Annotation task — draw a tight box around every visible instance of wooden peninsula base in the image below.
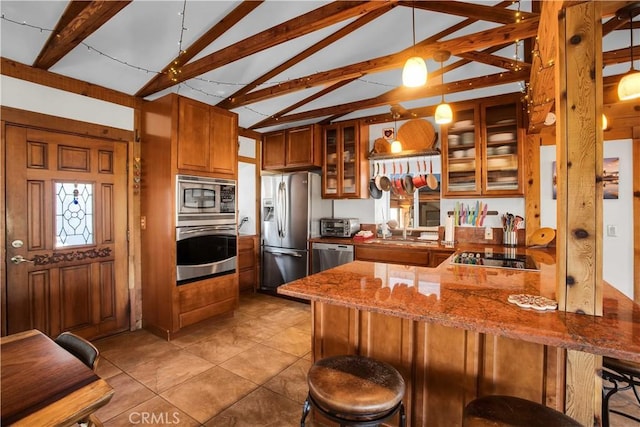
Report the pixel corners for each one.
[312,301,565,426]
[280,254,640,426]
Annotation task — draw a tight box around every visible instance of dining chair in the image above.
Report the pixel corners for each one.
[54,332,103,427]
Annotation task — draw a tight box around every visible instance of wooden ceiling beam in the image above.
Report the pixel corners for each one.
[253,69,528,128]
[137,1,397,97]
[217,3,395,110]
[406,0,538,25]
[603,45,638,66]
[33,1,131,69]
[232,18,538,109]
[249,78,360,129]
[456,50,532,72]
[136,1,263,98]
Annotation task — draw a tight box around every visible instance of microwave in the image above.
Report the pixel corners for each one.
[176,175,236,226]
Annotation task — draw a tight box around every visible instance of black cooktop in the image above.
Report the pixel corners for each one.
[451,252,539,271]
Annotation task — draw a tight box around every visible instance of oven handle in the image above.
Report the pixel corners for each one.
[271,251,303,258]
[177,225,236,240]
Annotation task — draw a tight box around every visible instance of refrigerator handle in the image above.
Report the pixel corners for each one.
[282,181,288,239]
[277,181,285,238]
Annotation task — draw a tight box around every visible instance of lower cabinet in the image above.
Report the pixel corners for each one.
[178,274,238,328]
[238,235,258,292]
[312,301,565,426]
[354,245,454,267]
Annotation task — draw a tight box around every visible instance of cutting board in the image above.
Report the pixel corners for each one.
[397,119,437,151]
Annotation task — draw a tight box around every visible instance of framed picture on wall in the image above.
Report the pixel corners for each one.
[552,158,619,200]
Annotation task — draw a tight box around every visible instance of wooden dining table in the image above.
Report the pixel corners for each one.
[1,329,114,426]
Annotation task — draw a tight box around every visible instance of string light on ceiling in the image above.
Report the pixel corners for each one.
[402,1,427,87]
[433,50,453,125]
[616,3,640,101]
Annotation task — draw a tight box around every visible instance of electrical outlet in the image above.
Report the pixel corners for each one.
[484,227,493,240]
[140,216,147,230]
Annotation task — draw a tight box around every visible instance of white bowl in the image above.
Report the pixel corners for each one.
[466,148,475,157]
[453,119,473,128]
[495,145,512,155]
[461,132,475,143]
[488,132,515,142]
[451,150,465,158]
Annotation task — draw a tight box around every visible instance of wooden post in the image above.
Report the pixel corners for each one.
[555,2,603,425]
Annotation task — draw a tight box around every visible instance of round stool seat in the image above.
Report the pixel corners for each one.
[463,395,581,427]
[307,355,405,422]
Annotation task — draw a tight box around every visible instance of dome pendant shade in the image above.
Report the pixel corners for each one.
[618,70,640,100]
[435,102,453,124]
[403,57,427,87]
[390,140,403,153]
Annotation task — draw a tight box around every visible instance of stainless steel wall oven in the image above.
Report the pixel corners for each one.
[176,225,237,285]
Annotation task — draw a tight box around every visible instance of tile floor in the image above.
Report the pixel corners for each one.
[92,292,639,426]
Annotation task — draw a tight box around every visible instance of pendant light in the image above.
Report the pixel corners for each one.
[617,3,640,101]
[433,50,453,125]
[390,109,402,153]
[402,2,427,87]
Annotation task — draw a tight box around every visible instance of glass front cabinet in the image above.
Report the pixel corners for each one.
[441,95,524,197]
[322,120,369,199]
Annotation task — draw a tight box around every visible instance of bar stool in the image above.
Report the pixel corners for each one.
[463,395,581,426]
[602,357,640,427]
[300,354,406,427]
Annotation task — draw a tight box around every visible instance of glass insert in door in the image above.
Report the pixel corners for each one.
[341,125,356,194]
[55,182,94,247]
[485,103,518,190]
[325,128,338,194]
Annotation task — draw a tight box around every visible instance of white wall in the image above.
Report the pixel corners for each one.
[237,136,257,235]
[1,75,134,130]
[540,141,634,298]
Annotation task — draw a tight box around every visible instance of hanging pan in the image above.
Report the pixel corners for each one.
[369,163,382,199]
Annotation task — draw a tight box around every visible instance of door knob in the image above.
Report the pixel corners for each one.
[10,255,34,264]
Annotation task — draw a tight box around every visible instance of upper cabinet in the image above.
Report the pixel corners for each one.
[262,124,322,171]
[441,95,524,197]
[322,120,369,199]
[178,96,238,178]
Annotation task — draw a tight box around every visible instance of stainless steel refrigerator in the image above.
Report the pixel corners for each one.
[261,172,331,290]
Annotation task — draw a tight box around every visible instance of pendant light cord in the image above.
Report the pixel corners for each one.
[412,1,416,50]
[630,10,636,72]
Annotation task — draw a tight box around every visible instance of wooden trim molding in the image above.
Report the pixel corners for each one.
[634,128,640,304]
[0,106,133,142]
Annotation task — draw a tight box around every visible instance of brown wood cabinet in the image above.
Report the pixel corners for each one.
[312,301,564,426]
[177,96,238,178]
[262,124,322,171]
[140,93,239,340]
[322,120,369,199]
[238,235,258,292]
[354,244,453,268]
[441,94,524,197]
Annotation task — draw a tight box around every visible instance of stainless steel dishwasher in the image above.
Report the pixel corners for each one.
[312,242,354,274]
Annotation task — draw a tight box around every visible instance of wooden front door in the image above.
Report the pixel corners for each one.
[5,125,129,339]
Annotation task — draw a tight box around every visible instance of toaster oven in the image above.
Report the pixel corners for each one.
[320,218,360,237]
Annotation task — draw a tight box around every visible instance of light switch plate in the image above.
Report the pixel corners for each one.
[484,227,493,240]
[607,224,617,237]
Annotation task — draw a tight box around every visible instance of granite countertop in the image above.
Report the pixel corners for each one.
[278,248,640,362]
[309,236,455,250]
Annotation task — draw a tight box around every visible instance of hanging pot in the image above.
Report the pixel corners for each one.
[369,163,382,199]
[412,159,427,189]
[401,161,415,195]
[378,163,392,191]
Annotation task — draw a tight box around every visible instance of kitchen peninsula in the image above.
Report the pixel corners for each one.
[278,248,640,426]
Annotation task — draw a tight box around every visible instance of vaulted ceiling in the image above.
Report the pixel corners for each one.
[0,1,636,133]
